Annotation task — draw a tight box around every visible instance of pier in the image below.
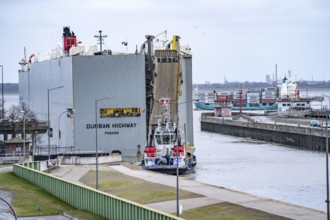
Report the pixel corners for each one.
[201,112,329,151]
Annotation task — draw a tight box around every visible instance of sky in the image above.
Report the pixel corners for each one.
[0,0,329,84]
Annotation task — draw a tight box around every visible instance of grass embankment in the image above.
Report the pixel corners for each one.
[80,170,201,204]
[180,202,291,220]
[80,169,291,220]
[0,171,106,220]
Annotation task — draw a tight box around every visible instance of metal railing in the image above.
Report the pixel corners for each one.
[13,162,184,220]
[34,145,74,155]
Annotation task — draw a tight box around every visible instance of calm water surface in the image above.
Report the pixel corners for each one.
[192,110,326,212]
[4,93,19,110]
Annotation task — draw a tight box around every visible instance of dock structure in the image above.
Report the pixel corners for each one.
[0,120,48,154]
[0,120,48,135]
[201,112,329,152]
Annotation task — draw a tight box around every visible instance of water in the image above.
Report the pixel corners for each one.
[192,110,326,212]
[4,93,19,110]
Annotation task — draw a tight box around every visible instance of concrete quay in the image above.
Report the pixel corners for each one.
[51,164,326,220]
[201,113,328,151]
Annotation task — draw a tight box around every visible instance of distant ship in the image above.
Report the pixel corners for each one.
[214,75,321,117]
[194,88,278,111]
[230,87,278,111]
[194,92,215,110]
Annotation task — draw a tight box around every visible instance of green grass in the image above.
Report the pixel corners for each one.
[179,202,292,220]
[0,171,106,220]
[80,170,202,204]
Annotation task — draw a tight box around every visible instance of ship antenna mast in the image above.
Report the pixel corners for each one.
[94,30,107,52]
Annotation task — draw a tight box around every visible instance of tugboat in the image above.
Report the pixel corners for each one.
[142,97,196,175]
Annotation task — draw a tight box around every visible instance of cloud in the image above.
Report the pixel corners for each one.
[0,0,329,83]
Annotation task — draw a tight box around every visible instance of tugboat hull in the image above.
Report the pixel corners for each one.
[142,165,190,175]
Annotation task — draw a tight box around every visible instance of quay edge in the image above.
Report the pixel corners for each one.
[201,112,328,151]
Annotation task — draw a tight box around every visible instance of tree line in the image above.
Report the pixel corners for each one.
[194,80,330,90]
[0,83,19,93]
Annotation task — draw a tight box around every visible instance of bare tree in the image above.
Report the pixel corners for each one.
[6,102,37,138]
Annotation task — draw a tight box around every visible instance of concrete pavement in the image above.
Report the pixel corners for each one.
[18,215,71,220]
[0,167,15,220]
[0,190,15,220]
[50,164,90,185]
[145,197,222,214]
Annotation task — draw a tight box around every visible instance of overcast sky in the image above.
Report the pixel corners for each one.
[0,0,329,84]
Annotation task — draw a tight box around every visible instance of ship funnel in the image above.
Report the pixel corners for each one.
[63,26,77,52]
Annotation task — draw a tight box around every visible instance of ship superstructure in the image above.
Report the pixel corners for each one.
[277,76,298,99]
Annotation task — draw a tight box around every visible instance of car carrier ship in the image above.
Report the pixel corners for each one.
[18,27,194,163]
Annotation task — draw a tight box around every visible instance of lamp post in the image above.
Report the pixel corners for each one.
[20,110,26,159]
[323,94,330,220]
[326,114,329,220]
[58,108,75,148]
[175,124,179,217]
[47,86,64,170]
[95,97,114,190]
[175,99,194,216]
[0,65,4,119]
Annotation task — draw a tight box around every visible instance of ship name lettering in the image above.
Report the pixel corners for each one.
[86,123,136,129]
[112,123,136,128]
[105,131,119,135]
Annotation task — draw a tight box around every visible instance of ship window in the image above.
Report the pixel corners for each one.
[155,135,162,144]
[170,134,176,142]
[162,135,171,144]
[100,107,141,118]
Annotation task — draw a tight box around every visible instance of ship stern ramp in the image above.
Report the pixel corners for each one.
[149,50,180,125]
